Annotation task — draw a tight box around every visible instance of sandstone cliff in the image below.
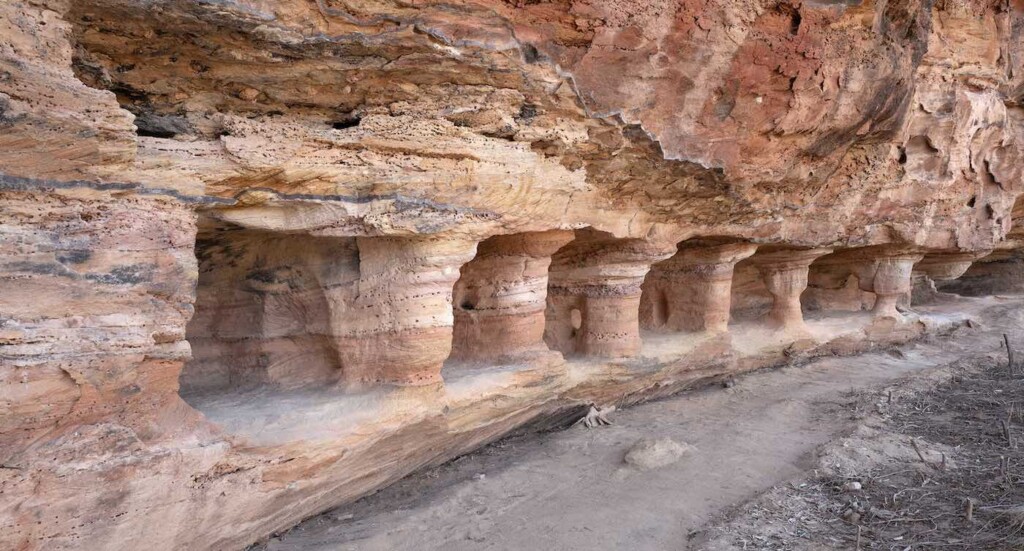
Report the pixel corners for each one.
[2,1,1023,549]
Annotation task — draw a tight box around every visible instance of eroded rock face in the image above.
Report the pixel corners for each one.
[452,230,574,363]
[2,0,1023,549]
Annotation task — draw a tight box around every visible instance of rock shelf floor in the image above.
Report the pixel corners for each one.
[185,310,884,449]
[253,295,1021,551]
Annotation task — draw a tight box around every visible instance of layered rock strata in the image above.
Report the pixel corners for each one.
[546,230,677,358]
[748,247,834,335]
[641,240,758,334]
[338,236,478,385]
[2,0,1024,549]
[452,231,573,363]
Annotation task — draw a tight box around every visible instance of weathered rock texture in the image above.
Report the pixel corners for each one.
[452,230,573,363]
[641,240,758,333]
[2,0,1023,549]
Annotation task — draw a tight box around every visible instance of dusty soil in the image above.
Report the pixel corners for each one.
[700,317,1024,549]
[253,295,1024,551]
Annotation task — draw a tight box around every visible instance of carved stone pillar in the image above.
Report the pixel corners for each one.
[914,250,992,282]
[642,242,758,334]
[806,244,929,317]
[326,236,477,385]
[546,231,676,358]
[859,252,924,319]
[911,250,991,304]
[748,248,832,334]
[813,246,924,320]
[450,230,574,362]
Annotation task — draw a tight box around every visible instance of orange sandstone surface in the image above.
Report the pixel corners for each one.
[2,1,1023,549]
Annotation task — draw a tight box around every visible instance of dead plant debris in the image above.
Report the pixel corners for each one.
[702,349,1024,550]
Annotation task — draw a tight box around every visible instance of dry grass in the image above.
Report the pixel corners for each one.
[702,345,1024,550]
[845,352,1024,549]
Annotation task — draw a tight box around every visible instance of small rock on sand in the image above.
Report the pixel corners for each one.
[624,437,694,470]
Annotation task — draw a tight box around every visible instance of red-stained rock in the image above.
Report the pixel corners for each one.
[2,0,1023,549]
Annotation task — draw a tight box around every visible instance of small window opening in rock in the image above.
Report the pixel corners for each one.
[656,292,669,326]
[789,9,801,35]
[570,308,583,331]
[135,127,177,139]
[518,104,538,122]
[331,117,361,130]
[522,43,541,64]
[898,148,907,164]
[967,196,977,208]
[189,60,210,74]
[460,301,475,311]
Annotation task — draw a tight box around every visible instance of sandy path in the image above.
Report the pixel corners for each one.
[256,296,1011,551]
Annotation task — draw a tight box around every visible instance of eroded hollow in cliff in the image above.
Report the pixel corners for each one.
[182,220,483,397]
[804,246,919,317]
[543,229,659,359]
[181,219,355,396]
[938,251,1024,296]
[179,222,475,445]
[640,238,757,336]
[636,241,925,353]
[449,231,572,366]
[730,257,775,322]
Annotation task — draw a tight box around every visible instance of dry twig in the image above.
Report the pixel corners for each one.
[911,438,940,471]
[1006,334,1015,375]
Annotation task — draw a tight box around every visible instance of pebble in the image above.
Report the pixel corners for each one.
[842,481,862,492]
[624,437,694,470]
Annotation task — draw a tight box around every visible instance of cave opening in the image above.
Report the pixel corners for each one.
[638,242,854,343]
[543,229,654,359]
[804,250,877,314]
[331,116,362,130]
[180,217,356,399]
[639,237,756,336]
[448,231,570,366]
[803,246,927,323]
[134,126,178,139]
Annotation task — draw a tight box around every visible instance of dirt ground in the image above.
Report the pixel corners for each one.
[699,316,1024,549]
[253,295,1024,551]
